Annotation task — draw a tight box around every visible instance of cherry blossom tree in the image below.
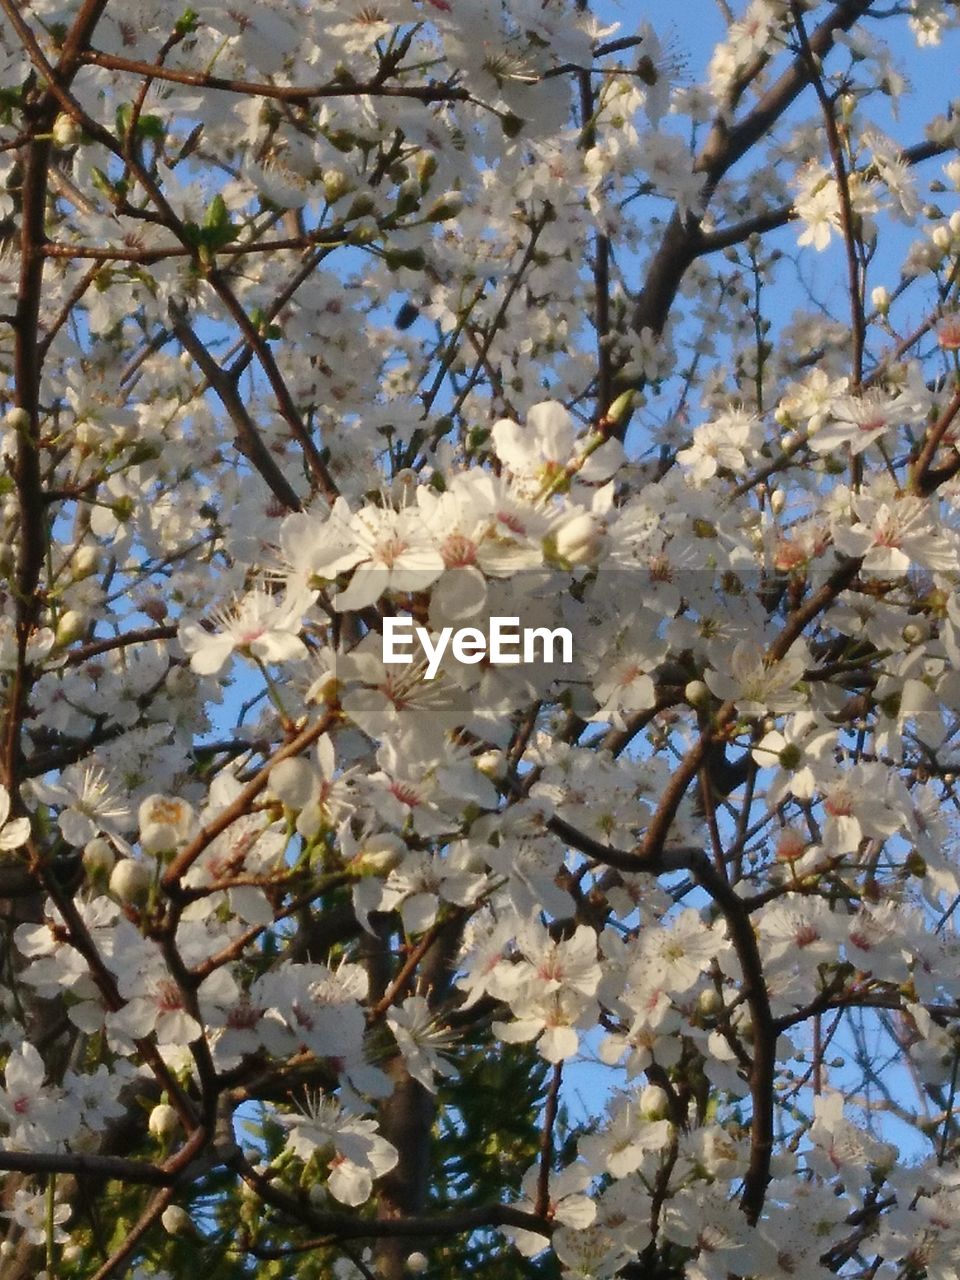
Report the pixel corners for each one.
[2,0,960,1277]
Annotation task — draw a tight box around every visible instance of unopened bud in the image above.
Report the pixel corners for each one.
[54,609,85,648]
[475,749,505,779]
[639,1083,670,1121]
[871,285,891,315]
[346,191,376,220]
[697,988,723,1018]
[769,488,786,515]
[549,512,604,567]
[354,833,404,875]
[322,168,352,203]
[109,858,152,904]
[83,838,116,881]
[148,1103,180,1141]
[604,389,635,426]
[160,1206,194,1236]
[395,177,421,215]
[417,151,437,185]
[52,113,81,147]
[3,407,30,434]
[425,191,463,222]
[685,680,710,707]
[73,545,100,579]
[932,225,952,251]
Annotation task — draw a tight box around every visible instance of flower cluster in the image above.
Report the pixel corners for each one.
[2,0,960,1278]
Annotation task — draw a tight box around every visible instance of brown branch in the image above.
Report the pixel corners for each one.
[623,0,876,434]
[575,58,613,418]
[161,713,335,891]
[790,2,865,390]
[910,386,960,495]
[28,842,200,1131]
[234,1152,548,1240]
[697,137,952,256]
[61,625,179,666]
[204,267,339,503]
[86,1126,211,1280]
[37,262,101,359]
[40,231,347,262]
[535,1063,563,1218]
[167,302,305,513]
[77,50,472,105]
[0,1152,174,1186]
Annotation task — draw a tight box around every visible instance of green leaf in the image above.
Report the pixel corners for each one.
[174,6,199,35]
[200,195,238,250]
[136,113,165,140]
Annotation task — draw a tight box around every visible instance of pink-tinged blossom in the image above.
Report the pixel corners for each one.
[281,1097,398,1206]
[323,503,445,612]
[386,995,459,1093]
[27,763,132,846]
[1,1187,71,1246]
[677,408,761,482]
[809,387,904,455]
[491,400,623,493]
[0,1042,81,1150]
[180,586,312,675]
[832,490,958,573]
[704,639,809,718]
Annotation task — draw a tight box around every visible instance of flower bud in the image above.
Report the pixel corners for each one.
[3,407,30,434]
[72,545,100,579]
[549,512,604,567]
[109,858,152,904]
[870,285,890,315]
[932,224,952,251]
[160,1206,194,1236]
[417,151,438,185]
[346,191,376,220]
[639,1083,670,1121]
[425,191,463,221]
[697,988,723,1018]
[475,749,505,779]
[83,837,116,881]
[54,609,85,648]
[604,389,635,427]
[52,113,81,147]
[395,177,422,215]
[685,680,710,707]
[148,1103,180,1141]
[322,168,352,203]
[353,833,404,875]
[139,795,195,857]
[769,488,786,515]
